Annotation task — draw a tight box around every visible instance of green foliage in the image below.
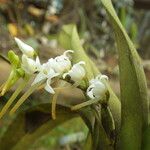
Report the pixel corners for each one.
[31,117,88,149]
[58,24,95,80]
[142,125,150,150]
[130,22,138,43]
[0,104,78,150]
[0,0,149,150]
[79,106,113,150]
[101,0,149,149]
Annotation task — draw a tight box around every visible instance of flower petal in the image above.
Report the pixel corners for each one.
[63,50,74,56]
[87,86,95,99]
[15,37,34,57]
[48,54,72,74]
[47,68,59,78]
[95,74,108,81]
[93,82,107,99]
[32,72,47,85]
[63,72,68,79]
[100,75,108,81]
[35,56,42,71]
[21,54,37,74]
[44,78,55,94]
[65,61,86,82]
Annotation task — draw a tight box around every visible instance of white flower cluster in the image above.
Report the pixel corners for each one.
[15,38,86,94]
[86,75,108,100]
[15,38,108,100]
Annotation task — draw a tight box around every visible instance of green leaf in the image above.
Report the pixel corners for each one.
[101,0,149,149]
[58,24,121,133]
[79,107,113,150]
[130,22,138,43]
[0,104,78,150]
[83,133,93,150]
[0,103,110,150]
[58,24,95,80]
[142,125,150,150]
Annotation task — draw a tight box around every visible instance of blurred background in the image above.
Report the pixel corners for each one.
[0,0,149,149]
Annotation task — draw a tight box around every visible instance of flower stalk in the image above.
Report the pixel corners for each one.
[9,79,45,115]
[0,77,30,119]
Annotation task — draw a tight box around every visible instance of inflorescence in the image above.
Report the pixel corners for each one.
[0,38,109,119]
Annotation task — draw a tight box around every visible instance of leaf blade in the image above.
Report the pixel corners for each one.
[101,0,149,149]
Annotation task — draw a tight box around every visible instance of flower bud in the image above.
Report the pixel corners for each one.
[15,37,35,58]
[8,50,20,68]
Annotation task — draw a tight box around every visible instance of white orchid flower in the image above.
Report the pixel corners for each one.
[48,50,73,74]
[63,61,86,84]
[15,37,35,58]
[86,74,108,100]
[21,54,40,74]
[32,61,59,94]
[87,81,107,100]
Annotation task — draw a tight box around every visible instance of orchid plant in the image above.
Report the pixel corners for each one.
[0,0,149,150]
[0,37,109,120]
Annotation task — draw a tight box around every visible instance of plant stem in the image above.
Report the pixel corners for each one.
[1,70,15,96]
[71,99,100,111]
[0,83,5,93]
[51,91,59,120]
[51,81,67,120]
[9,80,44,115]
[93,106,114,150]
[0,79,29,119]
[101,104,116,145]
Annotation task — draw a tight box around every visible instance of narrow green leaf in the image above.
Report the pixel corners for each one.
[101,0,149,149]
[58,24,95,80]
[83,132,93,150]
[142,125,150,150]
[79,107,113,150]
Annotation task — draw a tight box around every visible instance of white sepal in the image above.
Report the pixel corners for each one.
[63,61,86,83]
[87,81,107,100]
[32,72,47,85]
[15,37,35,57]
[95,74,108,81]
[21,54,38,74]
[87,74,108,100]
[63,50,74,56]
[44,78,55,94]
